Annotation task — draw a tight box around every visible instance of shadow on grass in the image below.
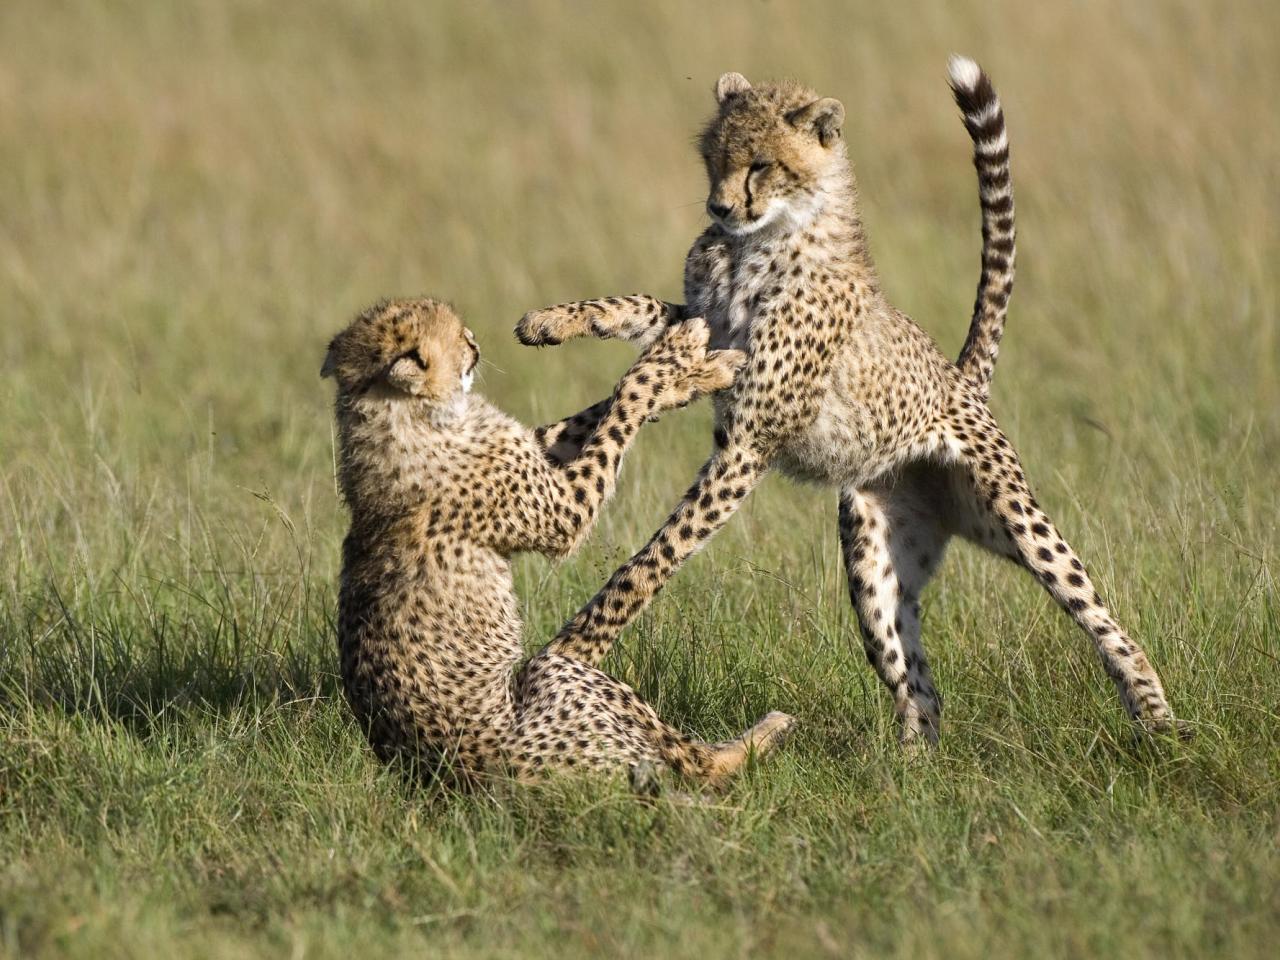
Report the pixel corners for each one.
[0,575,341,736]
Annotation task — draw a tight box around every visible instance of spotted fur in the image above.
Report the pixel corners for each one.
[325,298,794,787]
[515,59,1189,745]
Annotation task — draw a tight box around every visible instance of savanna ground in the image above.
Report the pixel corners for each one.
[1,2,1277,957]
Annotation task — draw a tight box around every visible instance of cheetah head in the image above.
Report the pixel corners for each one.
[699,72,847,237]
[321,298,480,403]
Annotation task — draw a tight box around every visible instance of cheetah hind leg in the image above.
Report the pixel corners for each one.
[696,711,797,789]
[944,406,1191,739]
[637,711,797,796]
[513,654,795,794]
[838,480,951,749]
[629,711,795,802]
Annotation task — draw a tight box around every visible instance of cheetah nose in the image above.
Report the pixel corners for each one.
[707,200,733,220]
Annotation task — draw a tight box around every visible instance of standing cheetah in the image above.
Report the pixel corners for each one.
[323,297,794,788]
[515,58,1188,745]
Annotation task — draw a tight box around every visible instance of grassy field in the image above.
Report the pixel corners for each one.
[2,1,1277,956]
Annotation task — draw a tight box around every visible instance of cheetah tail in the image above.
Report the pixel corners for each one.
[948,55,1016,402]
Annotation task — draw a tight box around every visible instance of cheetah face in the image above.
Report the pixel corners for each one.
[322,298,481,403]
[699,72,845,237]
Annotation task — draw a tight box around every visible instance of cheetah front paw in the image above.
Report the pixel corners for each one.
[515,301,606,347]
[628,760,663,799]
[689,348,746,396]
[641,319,744,410]
[657,346,744,411]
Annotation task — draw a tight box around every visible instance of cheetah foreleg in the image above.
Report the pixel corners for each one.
[516,295,683,349]
[534,397,613,465]
[513,320,742,557]
[540,435,767,669]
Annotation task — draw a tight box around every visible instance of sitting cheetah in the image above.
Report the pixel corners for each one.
[515,57,1189,745]
[322,297,794,788]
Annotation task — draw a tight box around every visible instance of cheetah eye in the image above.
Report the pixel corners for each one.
[748,160,773,174]
[397,347,428,370]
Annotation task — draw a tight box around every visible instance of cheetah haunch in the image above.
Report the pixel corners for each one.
[324,298,794,788]
[516,57,1189,745]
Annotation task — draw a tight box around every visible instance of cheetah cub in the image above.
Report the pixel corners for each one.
[323,297,794,788]
[516,58,1190,745]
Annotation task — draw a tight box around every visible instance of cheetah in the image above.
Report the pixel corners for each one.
[322,297,794,789]
[515,57,1189,745]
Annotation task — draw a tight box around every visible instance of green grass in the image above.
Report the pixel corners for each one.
[1,1,1278,957]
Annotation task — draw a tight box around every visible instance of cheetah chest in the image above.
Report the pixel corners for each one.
[772,354,882,487]
[703,243,893,488]
[705,244,776,352]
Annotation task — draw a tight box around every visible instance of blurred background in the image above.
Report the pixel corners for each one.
[1,1,1275,600]
[1,3,1277,956]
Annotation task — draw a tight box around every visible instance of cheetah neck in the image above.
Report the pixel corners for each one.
[706,169,878,353]
[731,168,876,279]
[336,393,478,515]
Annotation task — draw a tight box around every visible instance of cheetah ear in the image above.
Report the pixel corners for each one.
[715,72,752,104]
[788,97,845,147]
[320,336,340,379]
